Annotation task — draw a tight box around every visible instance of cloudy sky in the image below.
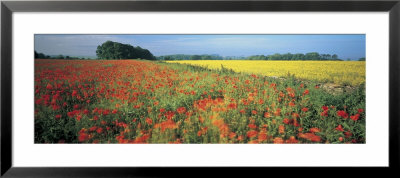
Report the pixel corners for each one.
[34,34,365,60]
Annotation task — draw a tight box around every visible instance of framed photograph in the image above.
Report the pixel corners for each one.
[1,0,399,177]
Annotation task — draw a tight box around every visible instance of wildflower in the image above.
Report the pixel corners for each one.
[258,132,267,142]
[339,137,343,142]
[227,103,237,109]
[286,136,298,143]
[248,124,257,129]
[303,89,309,95]
[283,118,290,125]
[55,114,62,120]
[247,130,258,138]
[335,125,344,132]
[310,128,320,133]
[46,83,53,90]
[279,125,285,134]
[350,114,360,121]
[96,127,103,134]
[273,137,284,144]
[146,118,153,125]
[337,110,348,119]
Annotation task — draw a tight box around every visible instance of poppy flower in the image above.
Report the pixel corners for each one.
[177,107,186,114]
[279,125,285,134]
[248,124,257,129]
[247,130,258,138]
[337,110,348,119]
[335,125,344,132]
[303,89,309,95]
[285,136,298,143]
[146,118,153,125]
[350,114,360,121]
[258,132,267,142]
[283,118,290,125]
[273,137,284,144]
[310,128,320,133]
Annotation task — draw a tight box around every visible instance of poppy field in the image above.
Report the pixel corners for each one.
[35,59,366,144]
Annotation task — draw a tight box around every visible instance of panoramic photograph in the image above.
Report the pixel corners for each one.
[34,34,366,144]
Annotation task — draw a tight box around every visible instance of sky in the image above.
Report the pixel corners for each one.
[34,34,366,60]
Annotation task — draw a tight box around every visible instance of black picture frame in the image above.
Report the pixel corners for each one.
[1,0,399,177]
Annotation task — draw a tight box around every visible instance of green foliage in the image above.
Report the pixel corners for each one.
[96,40,156,60]
[157,52,346,61]
[157,54,223,60]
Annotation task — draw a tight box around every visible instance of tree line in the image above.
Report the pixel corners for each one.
[34,51,88,60]
[246,52,341,61]
[157,54,224,60]
[96,40,156,60]
[156,52,350,61]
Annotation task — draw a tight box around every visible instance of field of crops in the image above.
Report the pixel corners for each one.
[167,60,366,86]
[35,59,365,144]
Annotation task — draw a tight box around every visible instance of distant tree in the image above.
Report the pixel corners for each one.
[358,57,366,61]
[96,40,156,60]
[56,55,64,59]
[305,52,320,60]
[34,51,47,59]
[190,55,202,60]
[332,54,338,60]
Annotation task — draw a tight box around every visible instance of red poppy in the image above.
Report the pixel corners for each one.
[46,83,53,90]
[177,107,186,114]
[227,103,237,109]
[310,128,320,133]
[337,110,348,119]
[96,127,103,134]
[350,114,360,121]
[146,118,153,125]
[279,125,285,134]
[247,130,258,138]
[283,118,290,125]
[335,125,344,132]
[258,132,267,142]
[248,124,257,129]
[273,137,284,144]
[303,89,309,95]
[285,136,298,143]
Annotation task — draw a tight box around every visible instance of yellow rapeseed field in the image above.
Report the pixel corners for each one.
[167,60,365,86]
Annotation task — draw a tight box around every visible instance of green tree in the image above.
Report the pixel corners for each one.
[96,40,156,60]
